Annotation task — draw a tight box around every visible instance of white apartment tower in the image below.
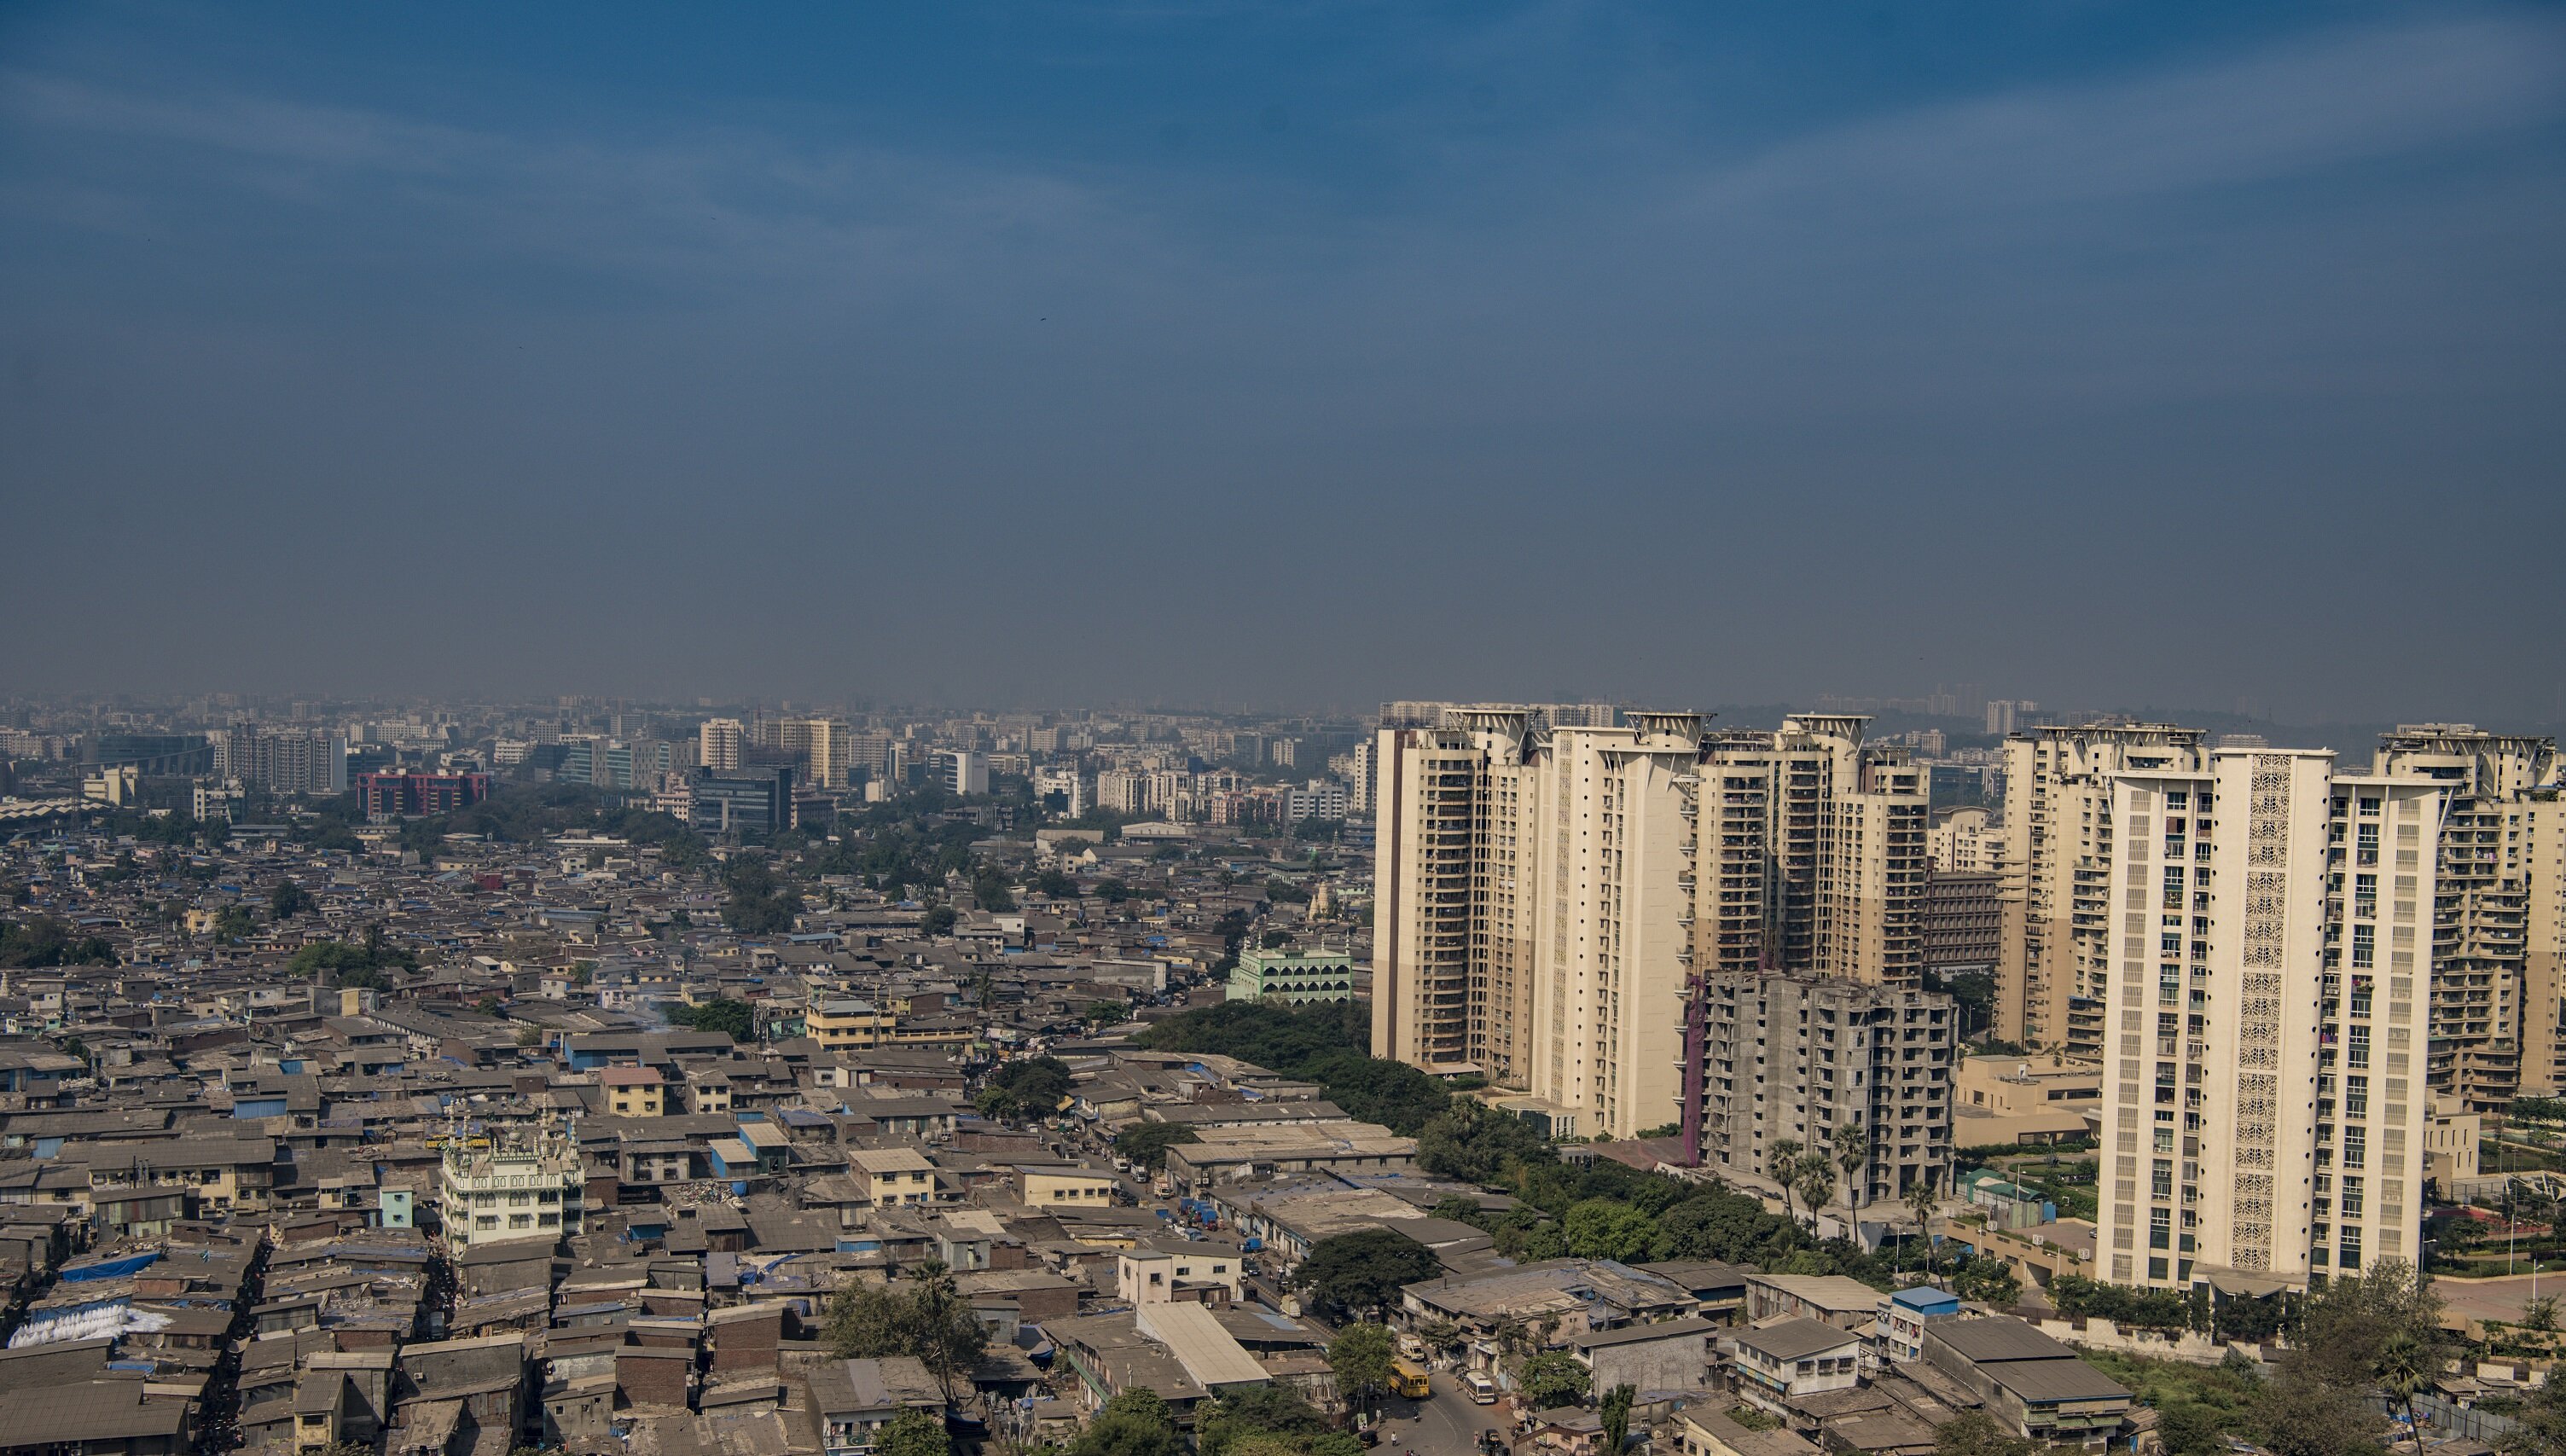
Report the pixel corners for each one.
[698,717,744,773]
[1373,709,1545,1087]
[802,718,855,788]
[1525,713,1705,1137]
[2095,751,2441,1291]
[2525,795,2566,1096]
[1345,739,1379,819]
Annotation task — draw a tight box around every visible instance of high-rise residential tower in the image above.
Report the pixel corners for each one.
[2372,726,2559,1109]
[2094,750,2441,1290]
[1996,722,2209,1054]
[1373,707,1936,1140]
[698,717,744,773]
[1373,709,1700,1135]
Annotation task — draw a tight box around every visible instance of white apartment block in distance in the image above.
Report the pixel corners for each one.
[2096,750,2441,1291]
[698,717,744,773]
[938,749,989,797]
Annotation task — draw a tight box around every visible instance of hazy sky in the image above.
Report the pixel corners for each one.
[3,3,2561,722]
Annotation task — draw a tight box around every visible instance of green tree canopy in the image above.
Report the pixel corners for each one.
[1296,1229,1440,1321]
[288,935,416,981]
[875,1408,951,1456]
[1563,1199,1657,1262]
[1196,1385,1332,1456]
[719,853,803,934]
[1600,1383,1638,1455]
[1327,1323,1396,1415]
[979,1056,1074,1122]
[1416,1099,1555,1183]
[1951,1256,2021,1308]
[1115,1121,1200,1173]
[1068,1389,1182,1456]
[662,998,755,1043]
[822,1265,989,1401]
[0,924,119,971]
[1930,1412,2035,1456]
[1514,1351,1591,1411]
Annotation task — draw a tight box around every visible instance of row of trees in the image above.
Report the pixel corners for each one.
[661,997,755,1042]
[288,925,421,986]
[978,1056,1074,1121]
[1135,1001,1454,1134]
[0,914,117,968]
[1417,1100,1936,1290]
[2046,1275,2286,1343]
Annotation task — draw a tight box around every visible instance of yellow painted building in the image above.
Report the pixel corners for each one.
[1013,1163,1117,1209]
[850,1146,939,1207]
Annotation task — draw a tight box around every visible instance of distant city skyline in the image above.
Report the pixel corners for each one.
[8,685,2562,744]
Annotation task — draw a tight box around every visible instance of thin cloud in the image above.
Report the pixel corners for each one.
[1690,15,2566,220]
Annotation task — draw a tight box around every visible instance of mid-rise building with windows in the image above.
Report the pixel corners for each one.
[1692,971,1955,1205]
[688,766,793,835]
[2094,750,2441,1291]
[937,749,989,798]
[1228,946,1358,1004]
[439,1126,584,1250]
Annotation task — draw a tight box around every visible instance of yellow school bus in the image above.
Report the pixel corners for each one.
[1390,1358,1431,1400]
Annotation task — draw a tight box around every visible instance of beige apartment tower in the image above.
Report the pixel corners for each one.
[2095,751,2441,1291]
[1373,710,1700,1137]
[1996,723,2209,1054]
[1374,708,1933,1140]
[2372,726,2559,1109]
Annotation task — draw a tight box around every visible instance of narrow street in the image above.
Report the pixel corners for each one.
[1378,1380,1507,1456]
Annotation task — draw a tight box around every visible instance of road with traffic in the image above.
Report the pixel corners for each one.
[1376,1378,1510,1456]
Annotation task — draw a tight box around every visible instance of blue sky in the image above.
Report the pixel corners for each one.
[3,2,2561,721]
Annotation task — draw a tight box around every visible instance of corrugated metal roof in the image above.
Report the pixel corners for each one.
[1135,1302,1267,1388]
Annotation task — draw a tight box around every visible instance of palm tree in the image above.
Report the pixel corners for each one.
[1832,1123,1872,1214]
[1906,1180,1939,1285]
[1768,1138,1804,1223]
[2377,1329,2434,1456]
[1793,1153,1837,1230]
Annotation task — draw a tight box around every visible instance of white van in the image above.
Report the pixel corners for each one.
[1464,1372,1497,1404]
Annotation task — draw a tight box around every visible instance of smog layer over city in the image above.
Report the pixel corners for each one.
[2,7,2562,1456]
